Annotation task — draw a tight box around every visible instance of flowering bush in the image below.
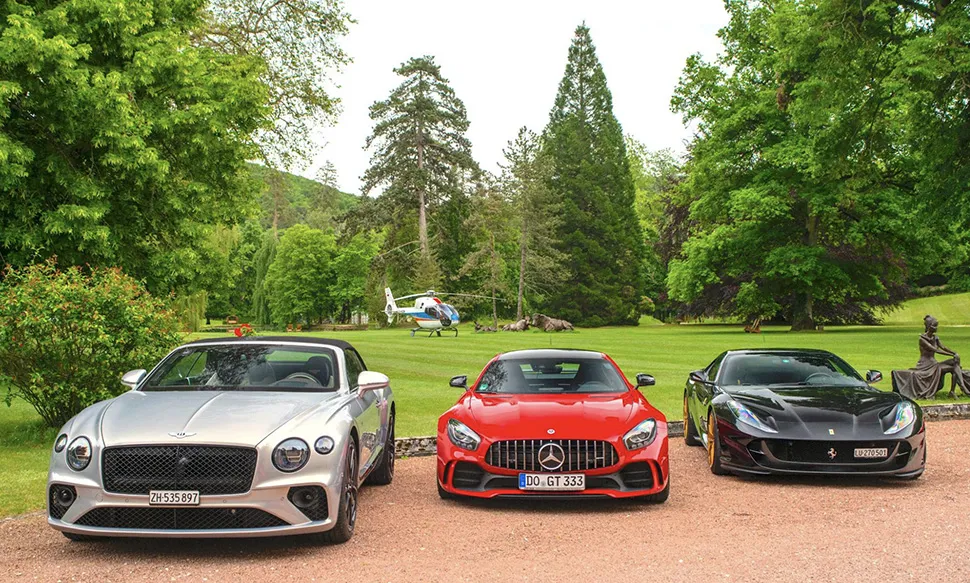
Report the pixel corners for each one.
[0,260,184,427]
[233,323,255,337]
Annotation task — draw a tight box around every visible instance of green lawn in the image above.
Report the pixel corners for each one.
[5,319,970,516]
[880,292,970,326]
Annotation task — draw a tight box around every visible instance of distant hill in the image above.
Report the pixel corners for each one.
[880,293,970,326]
[248,163,358,231]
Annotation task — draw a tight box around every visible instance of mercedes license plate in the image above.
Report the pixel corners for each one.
[518,473,585,491]
[853,448,888,459]
[149,490,200,506]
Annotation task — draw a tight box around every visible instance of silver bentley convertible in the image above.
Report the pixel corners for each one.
[46,337,395,544]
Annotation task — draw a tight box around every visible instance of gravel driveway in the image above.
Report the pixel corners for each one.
[4,420,970,583]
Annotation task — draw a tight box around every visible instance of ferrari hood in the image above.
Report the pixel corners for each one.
[99,390,339,447]
[725,385,905,435]
[462,392,651,440]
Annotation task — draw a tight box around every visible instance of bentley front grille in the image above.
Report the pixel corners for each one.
[102,445,257,495]
[75,507,288,530]
[485,440,618,472]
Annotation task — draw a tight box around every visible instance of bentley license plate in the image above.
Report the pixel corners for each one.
[853,448,888,459]
[149,490,200,506]
[518,473,585,491]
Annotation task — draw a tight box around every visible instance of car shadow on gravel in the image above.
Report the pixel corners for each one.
[729,473,924,489]
[60,534,348,558]
[440,497,664,514]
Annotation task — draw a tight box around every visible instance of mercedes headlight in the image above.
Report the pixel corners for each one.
[66,437,92,471]
[726,400,777,433]
[885,402,916,435]
[623,418,657,450]
[273,438,310,472]
[447,419,481,451]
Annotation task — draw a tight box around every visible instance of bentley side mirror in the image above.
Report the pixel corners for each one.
[689,371,713,386]
[358,371,390,392]
[121,369,147,389]
[636,373,655,388]
[866,370,883,384]
[450,375,468,389]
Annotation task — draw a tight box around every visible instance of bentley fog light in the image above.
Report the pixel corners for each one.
[623,418,657,450]
[66,437,91,471]
[885,402,916,435]
[314,436,335,455]
[726,400,777,433]
[447,419,481,451]
[273,438,310,472]
[54,434,68,453]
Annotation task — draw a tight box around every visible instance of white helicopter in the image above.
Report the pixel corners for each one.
[384,288,492,337]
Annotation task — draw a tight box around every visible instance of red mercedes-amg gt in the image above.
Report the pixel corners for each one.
[436,349,669,501]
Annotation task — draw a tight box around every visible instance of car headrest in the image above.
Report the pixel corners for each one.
[304,356,332,387]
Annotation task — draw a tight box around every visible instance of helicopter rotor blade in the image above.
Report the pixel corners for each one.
[393,293,427,301]
[436,292,509,302]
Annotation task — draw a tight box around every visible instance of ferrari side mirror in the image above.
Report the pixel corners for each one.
[449,375,468,389]
[866,370,883,384]
[689,371,712,386]
[636,373,655,387]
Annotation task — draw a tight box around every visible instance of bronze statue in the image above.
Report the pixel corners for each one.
[892,315,970,399]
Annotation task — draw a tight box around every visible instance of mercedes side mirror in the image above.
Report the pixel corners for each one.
[121,369,147,389]
[689,370,712,386]
[450,375,468,389]
[636,373,655,388]
[866,370,883,384]
[358,371,390,392]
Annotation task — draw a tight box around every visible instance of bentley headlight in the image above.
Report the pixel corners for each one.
[314,436,335,455]
[726,400,777,434]
[447,419,481,451]
[623,418,657,450]
[885,402,916,435]
[273,438,310,472]
[66,437,92,471]
[54,434,68,453]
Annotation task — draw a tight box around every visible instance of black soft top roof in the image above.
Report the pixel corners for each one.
[182,336,355,351]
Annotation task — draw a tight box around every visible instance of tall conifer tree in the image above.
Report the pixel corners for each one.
[543,25,645,326]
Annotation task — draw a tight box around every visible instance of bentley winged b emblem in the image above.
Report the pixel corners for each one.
[168,431,196,439]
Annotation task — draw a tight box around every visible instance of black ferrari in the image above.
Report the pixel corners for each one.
[684,349,925,478]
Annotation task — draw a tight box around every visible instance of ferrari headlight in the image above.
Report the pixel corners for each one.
[54,434,68,453]
[273,438,310,472]
[726,400,777,434]
[66,437,92,471]
[623,418,657,450]
[447,419,481,451]
[885,402,916,435]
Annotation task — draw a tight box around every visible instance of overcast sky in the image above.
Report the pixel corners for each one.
[309,0,729,194]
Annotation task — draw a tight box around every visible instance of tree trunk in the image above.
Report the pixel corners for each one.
[491,232,499,330]
[516,222,528,321]
[790,211,818,331]
[270,169,283,237]
[416,121,428,257]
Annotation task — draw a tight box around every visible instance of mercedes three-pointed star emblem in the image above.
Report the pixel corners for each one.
[538,442,566,471]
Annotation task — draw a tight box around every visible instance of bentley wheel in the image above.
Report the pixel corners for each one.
[365,412,395,485]
[316,439,359,544]
[684,393,701,446]
[707,412,728,476]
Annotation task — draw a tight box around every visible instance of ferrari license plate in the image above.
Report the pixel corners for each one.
[518,473,585,491]
[853,448,888,459]
[149,490,200,506]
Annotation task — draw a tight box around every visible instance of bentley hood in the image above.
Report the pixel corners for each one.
[724,385,909,437]
[461,391,658,440]
[98,391,341,447]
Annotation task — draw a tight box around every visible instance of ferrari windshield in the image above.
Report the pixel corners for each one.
[476,357,627,394]
[142,345,340,392]
[719,353,866,387]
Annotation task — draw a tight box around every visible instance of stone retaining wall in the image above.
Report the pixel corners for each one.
[393,403,970,458]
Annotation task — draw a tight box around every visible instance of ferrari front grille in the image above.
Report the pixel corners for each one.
[484,440,618,472]
[102,445,257,495]
[75,507,288,530]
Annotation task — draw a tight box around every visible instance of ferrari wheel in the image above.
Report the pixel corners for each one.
[684,393,701,446]
[707,411,728,476]
[316,439,359,544]
[639,476,670,504]
[365,412,395,485]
